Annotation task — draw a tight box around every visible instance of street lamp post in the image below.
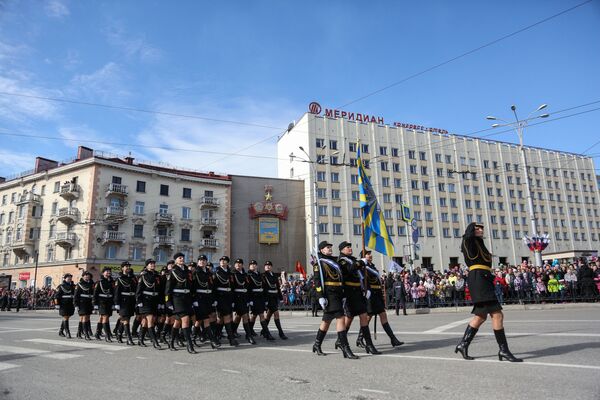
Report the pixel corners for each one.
[487,104,550,266]
[32,250,39,310]
[298,146,321,262]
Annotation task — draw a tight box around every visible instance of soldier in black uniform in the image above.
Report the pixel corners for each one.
[337,241,380,355]
[311,241,357,359]
[113,261,137,346]
[455,223,522,362]
[74,271,94,340]
[191,255,220,349]
[165,252,196,353]
[231,259,256,345]
[136,259,162,349]
[54,273,75,338]
[263,261,288,340]
[356,250,403,348]
[212,256,239,347]
[157,262,173,344]
[247,260,275,341]
[93,267,115,342]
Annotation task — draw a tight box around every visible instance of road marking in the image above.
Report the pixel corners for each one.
[0,362,20,372]
[360,388,390,394]
[282,329,600,338]
[174,362,188,365]
[0,345,80,360]
[261,347,600,371]
[24,338,129,351]
[0,327,56,334]
[222,369,241,374]
[424,318,473,333]
[136,356,148,360]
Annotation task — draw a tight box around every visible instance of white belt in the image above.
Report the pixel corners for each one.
[196,289,212,294]
[79,294,92,298]
[216,287,231,292]
[121,292,135,296]
[267,290,278,294]
[99,294,112,298]
[61,295,73,299]
[234,289,247,293]
[251,289,263,293]
[173,289,190,294]
[143,291,158,296]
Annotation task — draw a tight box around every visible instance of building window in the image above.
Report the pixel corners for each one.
[379,146,387,156]
[316,138,324,148]
[160,184,169,196]
[132,247,144,261]
[427,227,434,237]
[398,226,406,236]
[391,148,399,157]
[331,189,340,199]
[136,181,146,193]
[361,144,369,153]
[382,177,390,187]
[351,175,359,184]
[181,228,191,242]
[408,150,415,159]
[317,171,326,181]
[349,142,357,152]
[183,188,192,198]
[106,245,117,259]
[332,206,341,217]
[53,182,60,193]
[318,206,328,216]
[394,179,401,188]
[159,204,169,215]
[182,207,191,219]
[318,223,328,234]
[352,191,359,201]
[133,224,144,238]
[134,201,145,215]
[331,172,339,182]
[329,140,338,150]
[332,224,342,234]
[353,224,362,235]
[317,189,326,199]
[419,151,426,161]
[381,162,389,171]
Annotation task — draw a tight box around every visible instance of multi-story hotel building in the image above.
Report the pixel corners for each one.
[277,104,600,271]
[0,146,231,288]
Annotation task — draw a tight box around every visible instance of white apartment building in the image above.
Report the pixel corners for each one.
[0,146,231,288]
[278,106,600,271]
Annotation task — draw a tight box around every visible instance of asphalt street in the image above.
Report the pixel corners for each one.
[0,306,599,400]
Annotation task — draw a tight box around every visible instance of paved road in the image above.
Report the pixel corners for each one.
[0,307,599,400]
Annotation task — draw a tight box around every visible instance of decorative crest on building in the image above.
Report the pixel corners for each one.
[249,185,288,220]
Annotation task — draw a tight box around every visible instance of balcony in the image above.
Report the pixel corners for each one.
[154,212,175,225]
[200,196,219,208]
[57,207,79,224]
[199,218,218,228]
[153,235,175,247]
[199,238,218,249]
[10,238,34,256]
[16,193,42,205]
[101,231,125,245]
[105,183,128,197]
[59,183,80,200]
[53,232,77,248]
[104,206,127,221]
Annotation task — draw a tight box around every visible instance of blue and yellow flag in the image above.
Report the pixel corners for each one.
[357,147,395,256]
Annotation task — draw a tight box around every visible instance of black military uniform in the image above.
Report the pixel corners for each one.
[231,259,256,344]
[74,272,94,339]
[54,275,75,338]
[164,258,194,349]
[137,265,161,315]
[263,261,288,339]
[93,269,115,341]
[455,222,522,362]
[212,256,239,346]
[114,262,137,345]
[191,255,220,349]
[247,261,275,341]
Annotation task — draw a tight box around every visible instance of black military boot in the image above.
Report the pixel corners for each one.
[362,326,381,355]
[147,326,162,349]
[225,322,239,347]
[177,330,185,348]
[64,320,72,339]
[138,326,148,347]
[243,322,256,345]
[198,324,207,343]
[84,321,92,340]
[103,322,113,342]
[160,324,171,344]
[95,322,103,340]
[113,319,121,336]
[382,322,404,347]
[334,328,347,350]
[58,321,65,337]
[210,321,221,347]
[232,320,241,338]
[125,324,135,346]
[274,319,288,340]
[495,329,523,362]
[455,325,478,360]
[249,319,258,337]
[260,320,276,341]
[338,330,358,359]
[76,322,83,339]
[183,327,197,354]
[155,322,164,340]
[312,329,326,356]
[169,328,179,351]
[355,329,365,348]
[131,318,140,338]
[205,323,220,349]
[116,322,124,344]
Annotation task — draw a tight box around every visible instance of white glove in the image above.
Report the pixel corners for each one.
[366,290,371,300]
[318,297,328,309]
[137,303,143,308]
[167,304,174,311]
[264,301,268,306]
[114,305,120,310]
[54,305,60,310]
[248,301,254,306]
[93,305,99,310]
[193,301,199,307]
[158,304,164,310]
[212,301,217,307]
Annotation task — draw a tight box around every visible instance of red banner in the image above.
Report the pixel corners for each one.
[19,272,30,281]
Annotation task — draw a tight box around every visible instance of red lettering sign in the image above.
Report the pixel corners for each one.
[19,272,30,281]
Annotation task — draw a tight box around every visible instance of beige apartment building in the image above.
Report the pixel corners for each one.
[278,106,600,271]
[0,146,231,289]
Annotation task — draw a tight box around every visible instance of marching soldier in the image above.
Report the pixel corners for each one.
[135,258,162,349]
[262,261,288,340]
[54,273,75,338]
[231,259,256,345]
[164,252,196,354]
[455,223,522,362]
[191,255,220,349]
[311,241,357,359]
[337,241,380,355]
[157,262,173,343]
[212,256,239,347]
[114,261,137,346]
[247,260,275,341]
[356,250,404,348]
[93,267,115,342]
[74,271,94,340]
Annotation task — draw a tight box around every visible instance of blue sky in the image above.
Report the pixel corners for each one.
[0,0,599,178]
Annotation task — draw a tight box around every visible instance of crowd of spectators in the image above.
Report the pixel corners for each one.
[0,287,56,311]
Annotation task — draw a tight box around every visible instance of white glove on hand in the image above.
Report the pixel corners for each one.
[93,305,99,310]
[167,304,174,311]
[192,301,199,307]
[158,304,164,310]
[137,303,143,308]
[114,305,120,310]
[248,301,254,306]
[366,290,372,300]
[54,305,60,310]
[212,301,218,307]
[318,297,328,310]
